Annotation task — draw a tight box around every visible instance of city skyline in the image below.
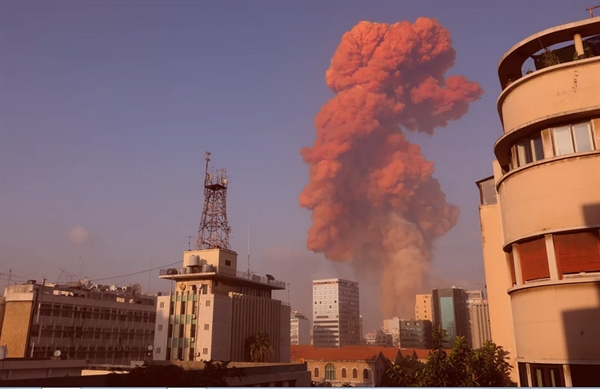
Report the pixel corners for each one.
[1,0,595,330]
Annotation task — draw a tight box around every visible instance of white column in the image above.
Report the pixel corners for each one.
[513,245,523,286]
[574,34,585,58]
[563,364,572,387]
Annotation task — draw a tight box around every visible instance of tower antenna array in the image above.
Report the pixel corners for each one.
[196,151,231,250]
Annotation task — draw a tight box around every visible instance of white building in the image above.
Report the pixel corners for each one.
[382,317,401,347]
[465,290,492,349]
[154,248,290,362]
[290,310,310,345]
[312,278,360,347]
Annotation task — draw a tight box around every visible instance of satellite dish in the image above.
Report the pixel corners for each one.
[54,350,61,357]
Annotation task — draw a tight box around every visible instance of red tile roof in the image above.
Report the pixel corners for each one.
[290,345,432,362]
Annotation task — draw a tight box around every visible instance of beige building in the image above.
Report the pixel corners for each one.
[465,290,492,349]
[0,281,156,364]
[154,248,290,363]
[290,310,311,345]
[415,293,433,321]
[477,17,600,387]
[312,278,360,347]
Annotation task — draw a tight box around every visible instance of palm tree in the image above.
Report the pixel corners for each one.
[246,331,274,363]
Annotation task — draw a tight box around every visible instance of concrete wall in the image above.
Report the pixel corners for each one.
[498,58,600,135]
[153,295,170,360]
[183,249,238,276]
[208,293,232,361]
[497,153,600,245]
[478,200,517,380]
[304,360,382,387]
[510,281,600,363]
[0,300,33,357]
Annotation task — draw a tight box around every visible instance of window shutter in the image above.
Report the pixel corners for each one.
[518,237,549,281]
[554,230,600,277]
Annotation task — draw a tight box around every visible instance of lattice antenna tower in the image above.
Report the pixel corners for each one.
[196,151,231,250]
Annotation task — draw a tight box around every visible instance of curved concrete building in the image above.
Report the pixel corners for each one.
[477,17,600,387]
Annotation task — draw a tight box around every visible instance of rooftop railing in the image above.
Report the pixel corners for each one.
[158,266,286,289]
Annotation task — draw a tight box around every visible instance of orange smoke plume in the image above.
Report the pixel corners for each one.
[300,18,483,317]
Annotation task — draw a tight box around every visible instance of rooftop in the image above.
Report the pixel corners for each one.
[290,345,431,362]
[158,267,286,290]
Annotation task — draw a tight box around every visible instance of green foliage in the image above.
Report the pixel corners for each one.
[245,330,274,363]
[106,360,243,387]
[384,327,515,387]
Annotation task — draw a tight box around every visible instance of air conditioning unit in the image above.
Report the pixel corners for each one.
[190,337,195,342]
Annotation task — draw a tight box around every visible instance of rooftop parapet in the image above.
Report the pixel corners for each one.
[498,17,600,89]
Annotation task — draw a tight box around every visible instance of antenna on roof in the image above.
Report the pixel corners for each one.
[587,5,600,17]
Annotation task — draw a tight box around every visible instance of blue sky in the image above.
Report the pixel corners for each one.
[0,0,594,330]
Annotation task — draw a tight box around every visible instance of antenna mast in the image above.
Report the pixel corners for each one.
[247,226,250,276]
[196,151,232,250]
[586,5,600,17]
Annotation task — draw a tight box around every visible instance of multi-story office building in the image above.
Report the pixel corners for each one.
[399,319,432,349]
[312,279,360,347]
[431,288,469,347]
[0,280,156,364]
[154,248,290,362]
[415,294,433,321]
[364,329,393,347]
[465,290,491,349]
[291,310,310,345]
[476,16,600,387]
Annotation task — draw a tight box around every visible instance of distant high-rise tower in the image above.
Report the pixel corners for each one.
[312,279,360,347]
[196,151,231,250]
[465,290,491,349]
[432,287,469,347]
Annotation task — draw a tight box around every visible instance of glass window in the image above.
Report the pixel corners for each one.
[341,368,346,378]
[532,135,544,161]
[352,368,358,379]
[363,368,369,379]
[553,126,574,155]
[325,364,336,380]
[314,367,319,378]
[572,122,593,152]
[517,140,532,166]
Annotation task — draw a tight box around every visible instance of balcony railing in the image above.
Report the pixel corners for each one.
[158,266,286,289]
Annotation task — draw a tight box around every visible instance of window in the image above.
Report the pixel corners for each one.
[506,250,517,286]
[204,323,210,330]
[156,347,162,354]
[158,324,163,331]
[363,368,369,380]
[554,230,600,277]
[206,300,211,307]
[203,347,208,354]
[325,364,336,380]
[159,302,164,308]
[518,363,529,387]
[341,368,347,378]
[314,367,319,378]
[517,237,550,282]
[352,368,358,379]
[515,132,544,167]
[225,260,231,266]
[531,364,564,387]
[553,122,594,156]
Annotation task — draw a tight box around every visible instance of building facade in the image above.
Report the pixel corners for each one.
[477,17,600,387]
[415,293,433,321]
[0,281,156,364]
[290,310,310,345]
[154,248,290,363]
[465,290,492,349]
[364,329,393,347]
[382,317,400,347]
[399,319,432,349]
[312,278,360,347]
[431,288,469,347]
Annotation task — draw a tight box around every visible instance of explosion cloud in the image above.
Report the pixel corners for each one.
[300,18,483,317]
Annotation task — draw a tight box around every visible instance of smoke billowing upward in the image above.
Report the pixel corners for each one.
[300,18,483,318]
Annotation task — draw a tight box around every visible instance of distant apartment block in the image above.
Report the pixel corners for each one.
[382,317,400,347]
[415,293,433,321]
[154,248,290,362]
[476,16,600,387]
[312,279,360,347]
[432,287,469,347]
[399,319,432,349]
[364,329,393,347]
[291,310,310,345]
[0,280,156,364]
[465,290,491,349]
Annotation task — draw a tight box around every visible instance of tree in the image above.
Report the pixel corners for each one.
[385,327,515,387]
[106,360,243,387]
[246,330,274,363]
